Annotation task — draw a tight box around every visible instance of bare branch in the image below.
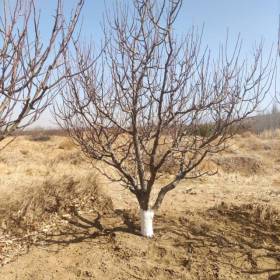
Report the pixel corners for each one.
[57,0,273,213]
[0,0,84,140]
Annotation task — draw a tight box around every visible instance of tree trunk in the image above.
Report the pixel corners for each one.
[140,209,154,238]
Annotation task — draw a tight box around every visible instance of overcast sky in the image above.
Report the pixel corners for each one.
[30,0,280,128]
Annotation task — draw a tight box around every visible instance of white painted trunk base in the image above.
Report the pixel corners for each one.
[140,209,154,238]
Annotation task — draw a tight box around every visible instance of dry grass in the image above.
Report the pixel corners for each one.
[1,131,280,279]
[0,174,112,235]
[259,128,280,139]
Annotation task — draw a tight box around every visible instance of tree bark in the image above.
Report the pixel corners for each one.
[152,184,176,211]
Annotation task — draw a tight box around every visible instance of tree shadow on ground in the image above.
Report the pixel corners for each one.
[155,203,280,279]
[35,207,141,246]
[33,203,280,279]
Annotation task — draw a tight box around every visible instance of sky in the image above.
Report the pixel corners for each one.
[15,0,280,128]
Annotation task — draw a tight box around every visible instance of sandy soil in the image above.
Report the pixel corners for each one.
[1,132,280,279]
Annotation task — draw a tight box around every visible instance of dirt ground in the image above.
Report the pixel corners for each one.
[1,132,280,280]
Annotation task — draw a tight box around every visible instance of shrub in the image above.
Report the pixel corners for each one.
[29,133,51,142]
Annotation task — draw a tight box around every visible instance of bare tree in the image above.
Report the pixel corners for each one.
[0,0,84,142]
[57,0,273,237]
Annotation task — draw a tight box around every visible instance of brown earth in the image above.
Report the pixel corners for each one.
[1,131,280,279]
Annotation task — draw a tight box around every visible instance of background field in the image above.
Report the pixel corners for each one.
[1,130,280,279]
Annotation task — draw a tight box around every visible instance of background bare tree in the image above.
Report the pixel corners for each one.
[0,0,84,143]
[57,0,273,237]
